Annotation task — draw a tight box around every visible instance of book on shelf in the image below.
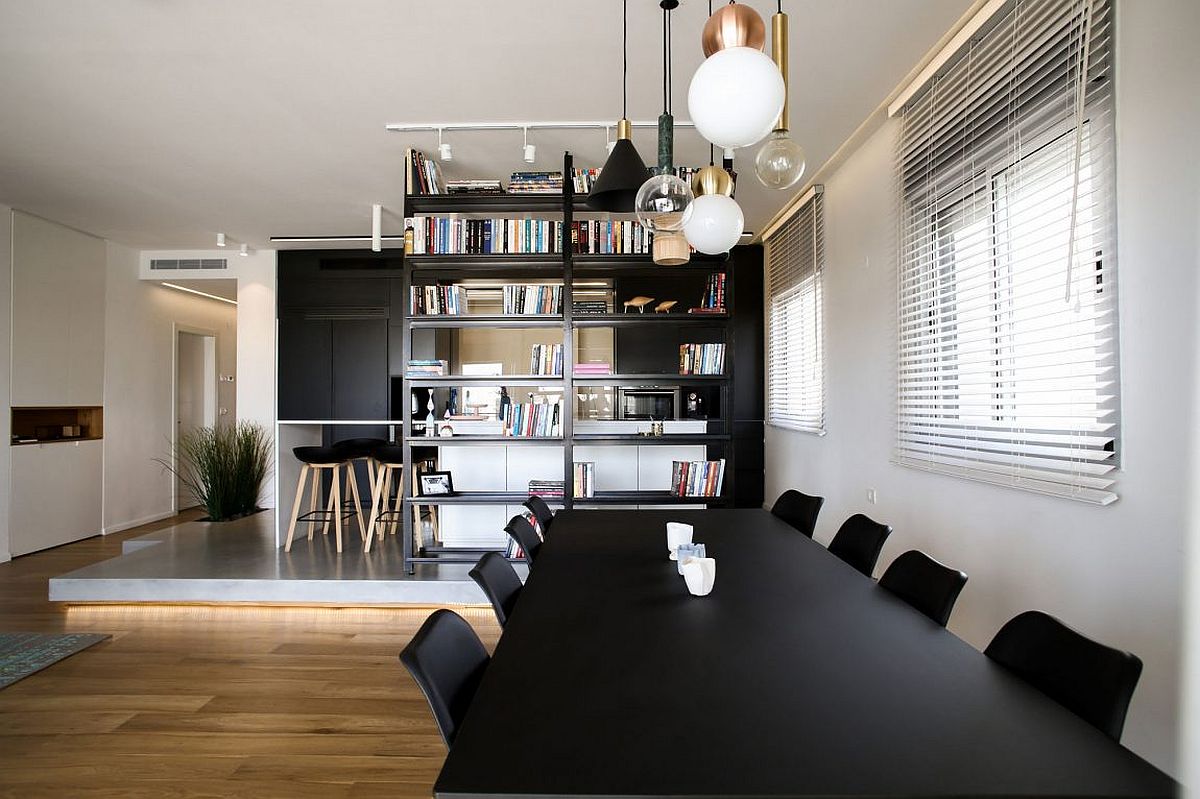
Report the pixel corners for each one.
[528,479,565,499]
[504,285,562,315]
[405,217,563,255]
[530,344,563,376]
[572,462,595,498]
[445,179,503,195]
[573,362,612,375]
[505,536,525,560]
[501,400,562,437]
[572,300,610,315]
[679,343,726,375]
[508,171,563,194]
[670,459,726,498]
[406,359,448,377]
[410,285,466,315]
[686,272,726,313]
[406,149,443,195]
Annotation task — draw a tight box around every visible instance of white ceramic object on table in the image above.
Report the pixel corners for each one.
[666,522,694,560]
[681,557,717,597]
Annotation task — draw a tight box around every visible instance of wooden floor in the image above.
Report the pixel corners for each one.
[0,511,499,798]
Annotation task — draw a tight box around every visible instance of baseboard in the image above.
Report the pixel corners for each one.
[102,510,177,536]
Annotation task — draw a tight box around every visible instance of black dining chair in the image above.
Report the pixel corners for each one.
[398,609,490,747]
[523,495,555,536]
[504,515,542,566]
[827,513,892,577]
[984,610,1142,741]
[878,550,968,627]
[770,489,824,538]
[469,552,523,628]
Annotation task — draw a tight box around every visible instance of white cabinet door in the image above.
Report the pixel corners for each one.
[10,441,103,556]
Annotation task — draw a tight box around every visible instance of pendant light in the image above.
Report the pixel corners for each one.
[635,0,694,266]
[688,2,784,150]
[684,0,745,255]
[587,0,650,212]
[754,1,806,190]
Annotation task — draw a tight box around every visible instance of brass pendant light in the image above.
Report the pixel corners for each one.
[701,1,767,56]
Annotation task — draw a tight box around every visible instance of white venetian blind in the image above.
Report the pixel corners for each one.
[767,190,825,434]
[894,0,1118,504]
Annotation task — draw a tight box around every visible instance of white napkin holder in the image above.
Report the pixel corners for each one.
[666,522,694,560]
[680,556,717,596]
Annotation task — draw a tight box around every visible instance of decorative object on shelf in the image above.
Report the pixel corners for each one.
[426,395,437,434]
[438,423,455,437]
[623,296,655,313]
[688,0,783,150]
[636,0,694,263]
[655,300,678,313]
[685,391,706,419]
[754,1,806,190]
[701,0,766,55]
[650,419,665,437]
[418,471,456,496]
[588,0,650,212]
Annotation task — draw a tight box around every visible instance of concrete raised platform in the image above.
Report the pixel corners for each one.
[50,512,502,605]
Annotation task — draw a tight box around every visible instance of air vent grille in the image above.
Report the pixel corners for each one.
[150,258,228,271]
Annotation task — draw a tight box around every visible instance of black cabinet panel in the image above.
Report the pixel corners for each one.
[332,318,389,420]
[731,245,764,421]
[278,316,332,420]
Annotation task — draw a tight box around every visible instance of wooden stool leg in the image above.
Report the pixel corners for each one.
[321,478,335,538]
[332,465,343,554]
[309,468,319,515]
[389,466,404,538]
[366,457,377,513]
[284,464,309,552]
[347,465,365,541]
[364,462,386,554]
[380,468,393,540]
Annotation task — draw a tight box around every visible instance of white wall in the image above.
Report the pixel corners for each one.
[764,0,1197,776]
[103,242,238,532]
[0,207,11,562]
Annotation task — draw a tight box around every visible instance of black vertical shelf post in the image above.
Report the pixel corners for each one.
[400,150,415,573]
[562,151,575,511]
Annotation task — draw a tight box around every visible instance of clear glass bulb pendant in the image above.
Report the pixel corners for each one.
[635,172,695,233]
[754,130,807,190]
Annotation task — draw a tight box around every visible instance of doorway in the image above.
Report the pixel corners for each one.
[175,330,218,511]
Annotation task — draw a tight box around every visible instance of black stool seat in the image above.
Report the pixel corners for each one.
[334,437,388,460]
[373,444,406,466]
[293,445,346,465]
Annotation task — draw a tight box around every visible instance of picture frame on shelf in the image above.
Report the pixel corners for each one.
[418,471,456,496]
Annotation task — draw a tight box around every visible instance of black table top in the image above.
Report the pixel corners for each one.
[435,509,1176,798]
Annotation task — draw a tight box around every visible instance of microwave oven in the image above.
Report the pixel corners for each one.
[617,387,682,420]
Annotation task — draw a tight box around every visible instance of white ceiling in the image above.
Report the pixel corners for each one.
[0,0,970,250]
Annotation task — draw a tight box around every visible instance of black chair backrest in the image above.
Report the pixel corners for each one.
[469,552,523,628]
[523,495,554,535]
[827,513,892,577]
[770,489,825,538]
[398,609,490,747]
[878,550,968,627]
[984,610,1142,741]
[505,515,542,566]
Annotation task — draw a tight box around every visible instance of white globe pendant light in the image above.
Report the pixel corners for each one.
[688,46,784,149]
[683,193,744,254]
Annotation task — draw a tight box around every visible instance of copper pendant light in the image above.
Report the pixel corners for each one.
[701,1,766,57]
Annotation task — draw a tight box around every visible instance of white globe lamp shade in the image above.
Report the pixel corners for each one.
[635,173,695,233]
[754,130,807,190]
[687,47,784,149]
[683,194,744,255]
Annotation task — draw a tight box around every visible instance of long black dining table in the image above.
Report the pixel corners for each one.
[434,509,1176,798]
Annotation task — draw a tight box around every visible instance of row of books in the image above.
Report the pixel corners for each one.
[405,148,443,195]
[504,285,562,315]
[446,179,503,195]
[571,219,652,255]
[695,272,726,312]
[679,343,726,376]
[530,344,564,376]
[406,359,447,377]
[501,401,562,437]
[573,362,612,375]
[571,168,600,193]
[670,459,726,498]
[410,285,465,316]
[508,171,562,194]
[406,217,563,255]
[573,462,596,498]
[527,479,565,499]
[573,300,610,315]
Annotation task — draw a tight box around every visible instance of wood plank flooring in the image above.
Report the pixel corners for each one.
[0,512,498,798]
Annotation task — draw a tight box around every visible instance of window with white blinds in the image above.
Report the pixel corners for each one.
[894,0,1118,504]
[767,190,824,434]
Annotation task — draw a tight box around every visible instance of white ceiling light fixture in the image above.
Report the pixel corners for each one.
[239,243,249,257]
[161,282,238,306]
[437,128,453,161]
[522,127,536,163]
[216,232,226,247]
[605,126,617,155]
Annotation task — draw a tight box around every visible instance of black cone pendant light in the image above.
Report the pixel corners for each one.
[587,0,649,212]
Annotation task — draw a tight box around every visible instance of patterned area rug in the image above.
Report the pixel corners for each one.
[0,632,110,689]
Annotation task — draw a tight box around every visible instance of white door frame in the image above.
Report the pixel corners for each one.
[172,324,220,513]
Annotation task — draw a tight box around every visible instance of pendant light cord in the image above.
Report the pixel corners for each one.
[622,0,628,119]
[662,6,668,114]
[708,0,715,166]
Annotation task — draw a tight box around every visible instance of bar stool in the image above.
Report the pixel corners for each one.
[284,445,365,554]
[365,444,405,553]
[334,437,387,521]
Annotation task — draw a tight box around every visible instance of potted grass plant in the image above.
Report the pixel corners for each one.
[160,422,272,521]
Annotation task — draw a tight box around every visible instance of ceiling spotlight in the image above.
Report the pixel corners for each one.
[216,232,226,247]
[437,128,452,161]
[239,243,249,257]
[605,126,617,155]
[522,127,536,164]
